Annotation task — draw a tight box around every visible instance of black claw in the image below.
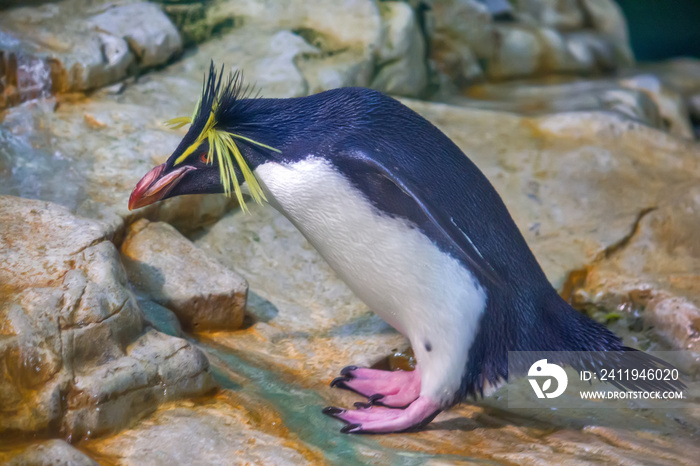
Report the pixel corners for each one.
[330,376,348,389]
[340,365,358,376]
[340,423,362,434]
[353,401,373,409]
[322,406,345,416]
[367,394,385,404]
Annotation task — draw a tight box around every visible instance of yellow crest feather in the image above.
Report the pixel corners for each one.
[164,66,280,213]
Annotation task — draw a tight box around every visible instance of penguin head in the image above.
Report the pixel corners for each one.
[128,62,280,212]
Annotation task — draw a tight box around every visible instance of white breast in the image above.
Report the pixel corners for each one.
[254,157,487,403]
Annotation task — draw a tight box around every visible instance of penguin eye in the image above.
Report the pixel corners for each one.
[199,153,208,164]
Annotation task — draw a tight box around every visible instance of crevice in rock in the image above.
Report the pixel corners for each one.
[70,237,106,258]
[560,206,656,304]
[598,206,656,261]
[59,295,130,331]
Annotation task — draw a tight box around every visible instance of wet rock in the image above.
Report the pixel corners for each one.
[120,219,247,331]
[644,296,700,353]
[137,296,183,338]
[1,439,99,466]
[0,196,215,438]
[81,398,322,465]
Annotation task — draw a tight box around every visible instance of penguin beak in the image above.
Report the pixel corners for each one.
[128,164,195,210]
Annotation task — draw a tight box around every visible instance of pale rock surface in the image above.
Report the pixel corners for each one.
[371,1,428,96]
[0,0,182,98]
[620,74,694,139]
[1,1,699,462]
[488,26,544,79]
[430,0,490,86]
[517,0,585,30]
[431,0,634,86]
[0,196,215,439]
[572,186,700,356]
[121,219,247,331]
[1,439,99,466]
[444,75,695,139]
[87,2,182,68]
[81,398,323,465]
[636,58,700,135]
[207,0,380,93]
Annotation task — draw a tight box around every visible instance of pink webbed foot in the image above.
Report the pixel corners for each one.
[330,366,421,408]
[323,396,441,434]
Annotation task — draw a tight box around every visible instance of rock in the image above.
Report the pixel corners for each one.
[430,0,490,85]
[538,28,592,74]
[570,186,700,355]
[80,399,322,464]
[565,30,618,72]
[635,58,700,136]
[638,58,700,98]
[64,329,215,439]
[400,100,700,289]
[579,0,634,66]
[0,0,182,98]
[120,219,247,331]
[137,296,183,337]
[620,74,694,139]
[0,196,215,438]
[644,296,700,353]
[88,2,182,68]
[579,0,630,46]
[487,26,543,79]
[206,0,381,92]
[517,0,585,30]
[430,0,635,87]
[1,439,99,466]
[446,79,671,134]
[371,1,428,97]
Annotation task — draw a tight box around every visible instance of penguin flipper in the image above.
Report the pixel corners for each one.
[336,154,503,288]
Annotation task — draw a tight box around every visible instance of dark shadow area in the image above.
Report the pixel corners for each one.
[240,291,279,329]
[616,0,700,60]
